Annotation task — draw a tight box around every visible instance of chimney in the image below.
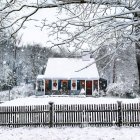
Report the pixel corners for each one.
[82,51,90,61]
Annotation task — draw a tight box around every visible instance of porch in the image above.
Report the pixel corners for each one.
[36,79,99,96]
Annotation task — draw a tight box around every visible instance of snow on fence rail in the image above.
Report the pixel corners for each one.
[0,102,140,128]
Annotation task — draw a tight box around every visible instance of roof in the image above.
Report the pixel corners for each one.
[37,58,99,80]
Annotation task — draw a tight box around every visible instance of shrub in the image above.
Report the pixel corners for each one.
[106,82,136,98]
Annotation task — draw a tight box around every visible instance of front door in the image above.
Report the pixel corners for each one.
[86,81,92,95]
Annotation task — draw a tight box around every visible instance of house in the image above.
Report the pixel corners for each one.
[36,52,106,96]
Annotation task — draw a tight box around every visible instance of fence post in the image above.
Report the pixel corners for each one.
[49,102,54,128]
[117,101,122,127]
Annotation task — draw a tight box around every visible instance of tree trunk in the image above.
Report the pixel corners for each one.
[136,44,140,89]
[112,58,116,83]
[135,11,140,91]
[13,45,17,86]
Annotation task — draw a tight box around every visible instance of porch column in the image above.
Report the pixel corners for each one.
[75,80,77,90]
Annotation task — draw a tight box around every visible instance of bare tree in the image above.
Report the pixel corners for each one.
[0,0,140,89]
[41,1,139,88]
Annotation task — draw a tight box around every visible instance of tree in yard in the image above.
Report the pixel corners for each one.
[0,61,15,90]
[0,37,15,89]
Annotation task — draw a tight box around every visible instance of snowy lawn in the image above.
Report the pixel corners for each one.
[0,126,140,140]
[0,95,140,140]
[0,95,140,106]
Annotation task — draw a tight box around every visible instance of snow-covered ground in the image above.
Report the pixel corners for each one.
[0,86,140,140]
[0,95,140,106]
[0,126,140,140]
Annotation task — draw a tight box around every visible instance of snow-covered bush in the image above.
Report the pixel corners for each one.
[106,82,136,98]
[10,84,35,100]
[0,83,35,101]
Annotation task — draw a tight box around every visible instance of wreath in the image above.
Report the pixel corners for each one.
[72,83,76,87]
[94,81,98,86]
[81,82,85,86]
[53,82,57,87]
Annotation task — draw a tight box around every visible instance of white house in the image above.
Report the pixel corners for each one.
[36,52,100,96]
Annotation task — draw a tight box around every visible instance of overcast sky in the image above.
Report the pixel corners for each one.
[19,8,58,46]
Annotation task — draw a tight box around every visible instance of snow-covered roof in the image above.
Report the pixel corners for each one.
[37,58,99,80]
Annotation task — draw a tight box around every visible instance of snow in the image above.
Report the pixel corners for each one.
[0,85,140,140]
[0,126,140,140]
[0,89,140,140]
[37,58,99,80]
[0,84,35,102]
[80,88,86,94]
[0,96,140,106]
